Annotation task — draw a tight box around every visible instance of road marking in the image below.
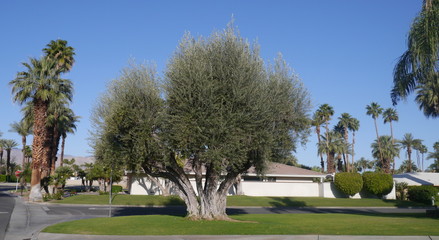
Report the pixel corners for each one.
[89,208,110,210]
[42,206,50,211]
[0,212,8,214]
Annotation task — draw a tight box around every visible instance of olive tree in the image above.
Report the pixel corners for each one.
[90,25,310,220]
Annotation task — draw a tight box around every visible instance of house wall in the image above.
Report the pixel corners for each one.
[128,175,396,199]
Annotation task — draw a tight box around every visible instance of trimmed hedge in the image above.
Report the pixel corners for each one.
[334,172,363,196]
[408,185,439,204]
[0,175,6,182]
[362,172,393,197]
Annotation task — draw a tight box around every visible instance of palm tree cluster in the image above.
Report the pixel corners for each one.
[313,104,359,173]
[365,102,430,173]
[9,39,79,201]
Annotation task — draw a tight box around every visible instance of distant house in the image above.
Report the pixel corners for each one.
[128,162,395,199]
[393,172,439,186]
[128,162,331,197]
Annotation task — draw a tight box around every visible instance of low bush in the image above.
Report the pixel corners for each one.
[334,172,363,196]
[112,185,123,193]
[362,172,393,197]
[408,185,439,205]
[0,175,6,182]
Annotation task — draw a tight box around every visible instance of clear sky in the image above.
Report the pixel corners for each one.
[0,1,437,170]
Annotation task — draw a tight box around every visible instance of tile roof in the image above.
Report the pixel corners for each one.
[246,162,325,176]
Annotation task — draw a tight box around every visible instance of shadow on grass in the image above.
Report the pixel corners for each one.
[112,206,187,217]
[267,197,307,207]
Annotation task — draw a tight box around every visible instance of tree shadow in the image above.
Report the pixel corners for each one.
[267,197,307,207]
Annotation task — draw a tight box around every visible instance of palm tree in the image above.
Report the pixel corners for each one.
[366,102,384,164]
[371,135,400,174]
[9,120,33,167]
[392,0,439,118]
[3,139,18,176]
[355,157,374,172]
[349,118,360,170]
[316,104,334,172]
[382,108,399,172]
[317,130,345,173]
[10,57,73,201]
[400,133,422,172]
[311,112,325,171]
[59,110,79,167]
[427,142,439,172]
[43,39,75,73]
[0,139,4,168]
[336,113,359,172]
[417,144,428,171]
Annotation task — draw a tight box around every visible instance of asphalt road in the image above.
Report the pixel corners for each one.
[0,184,17,240]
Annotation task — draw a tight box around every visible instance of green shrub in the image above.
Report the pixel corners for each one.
[334,172,363,196]
[395,182,409,200]
[112,185,123,193]
[408,185,439,204]
[0,175,6,182]
[5,175,17,182]
[362,172,393,197]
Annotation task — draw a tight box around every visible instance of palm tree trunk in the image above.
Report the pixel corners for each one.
[390,121,396,173]
[374,118,384,167]
[60,135,66,167]
[30,99,52,202]
[6,150,11,176]
[351,131,356,172]
[21,136,26,168]
[407,148,412,172]
[51,126,61,174]
[316,127,324,172]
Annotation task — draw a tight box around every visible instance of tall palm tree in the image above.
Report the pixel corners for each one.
[43,39,76,73]
[10,57,73,201]
[418,144,428,171]
[9,120,33,167]
[0,139,4,168]
[400,133,422,172]
[427,141,439,172]
[366,102,384,164]
[371,135,400,174]
[3,139,18,176]
[382,108,399,172]
[336,113,359,172]
[317,130,345,174]
[59,109,79,167]
[311,112,325,171]
[349,118,360,170]
[316,104,334,172]
[392,0,439,118]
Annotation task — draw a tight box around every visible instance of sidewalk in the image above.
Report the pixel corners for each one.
[5,194,438,240]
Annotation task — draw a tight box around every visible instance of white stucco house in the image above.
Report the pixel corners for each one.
[393,172,439,186]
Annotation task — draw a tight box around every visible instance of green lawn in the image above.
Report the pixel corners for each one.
[52,194,427,207]
[43,213,439,235]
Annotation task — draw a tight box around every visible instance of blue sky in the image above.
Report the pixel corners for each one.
[1,1,436,170]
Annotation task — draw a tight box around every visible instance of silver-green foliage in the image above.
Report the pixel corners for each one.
[90,24,311,219]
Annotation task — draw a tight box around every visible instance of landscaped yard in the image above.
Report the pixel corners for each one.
[42,213,439,235]
[51,194,428,207]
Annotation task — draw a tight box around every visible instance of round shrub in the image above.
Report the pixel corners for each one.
[408,185,439,204]
[362,172,393,197]
[334,172,363,196]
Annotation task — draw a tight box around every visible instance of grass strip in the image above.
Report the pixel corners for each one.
[52,195,427,207]
[43,213,439,235]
